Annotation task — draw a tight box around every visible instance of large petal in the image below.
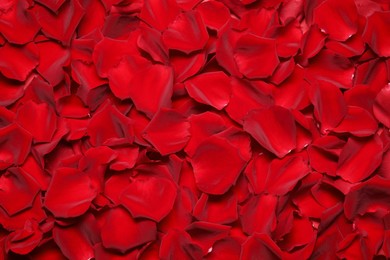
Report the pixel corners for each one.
[139,0,180,31]
[333,106,378,136]
[363,11,390,57]
[373,84,390,128]
[190,135,247,195]
[241,233,283,260]
[243,106,297,158]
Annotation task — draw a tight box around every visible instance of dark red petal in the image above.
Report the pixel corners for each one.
[234,33,279,79]
[162,10,209,54]
[0,0,40,44]
[44,168,97,218]
[120,167,177,221]
[193,191,238,224]
[244,106,297,158]
[337,137,383,183]
[270,58,295,85]
[139,0,180,31]
[344,176,390,219]
[373,84,390,128]
[278,215,316,251]
[109,146,139,171]
[0,168,40,216]
[143,108,190,155]
[34,0,85,45]
[0,123,32,169]
[363,11,390,57]
[159,230,203,259]
[216,28,242,77]
[185,72,231,110]
[355,59,388,93]
[240,194,278,235]
[241,233,283,260]
[87,102,134,146]
[171,51,206,83]
[190,135,247,195]
[333,106,378,136]
[204,237,241,260]
[0,43,39,81]
[268,19,302,57]
[35,0,66,11]
[101,207,156,253]
[313,0,358,41]
[299,25,326,65]
[137,26,169,64]
[16,101,57,143]
[309,80,347,133]
[226,78,274,124]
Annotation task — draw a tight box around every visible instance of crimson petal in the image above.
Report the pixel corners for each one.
[244,106,297,158]
[363,11,390,57]
[373,84,390,128]
[241,233,283,260]
[333,106,378,137]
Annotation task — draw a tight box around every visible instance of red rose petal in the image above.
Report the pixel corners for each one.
[244,106,297,158]
[185,72,231,110]
[6,220,42,255]
[337,136,383,183]
[120,165,177,221]
[0,0,40,44]
[204,237,241,259]
[299,25,327,65]
[333,106,378,136]
[313,0,358,41]
[241,233,283,260]
[190,135,247,195]
[159,230,203,259]
[363,11,390,57]
[101,207,156,253]
[16,101,57,143]
[139,0,180,31]
[35,0,66,11]
[234,33,279,79]
[196,1,230,31]
[44,168,97,218]
[143,108,190,155]
[0,43,39,81]
[0,168,40,216]
[0,123,32,170]
[309,80,347,133]
[373,84,390,128]
[162,11,209,54]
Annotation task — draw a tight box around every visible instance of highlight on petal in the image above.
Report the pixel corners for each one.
[373,84,390,128]
[313,0,358,41]
[190,135,247,195]
[143,108,190,155]
[185,72,231,110]
[363,11,390,57]
[337,136,383,183]
[101,207,156,253]
[16,101,57,143]
[234,33,279,79]
[0,43,39,81]
[44,168,97,218]
[162,10,209,54]
[243,106,297,158]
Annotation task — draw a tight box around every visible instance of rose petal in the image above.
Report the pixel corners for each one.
[159,230,203,259]
[373,84,390,128]
[190,135,247,195]
[333,106,378,136]
[143,108,190,155]
[6,220,42,255]
[337,136,383,183]
[234,33,279,79]
[139,0,180,31]
[244,106,297,158]
[241,233,283,260]
[185,72,231,110]
[363,11,390,57]
[101,207,156,253]
[44,168,97,218]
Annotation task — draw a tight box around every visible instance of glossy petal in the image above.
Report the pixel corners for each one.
[373,84,390,128]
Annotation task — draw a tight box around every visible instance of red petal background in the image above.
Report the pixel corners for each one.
[0,0,390,259]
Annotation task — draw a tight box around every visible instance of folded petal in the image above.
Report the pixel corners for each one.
[333,106,378,136]
[159,230,203,260]
[139,0,180,31]
[44,168,97,218]
[243,106,297,158]
[6,220,42,255]
[185,72,231,110]
[234,33,279,79]
[241,233,283,260]
[101,207,156,253]
[162,10,209,54]
[143,108,190,155]
[337,137,383,183]
[190,135,247,194]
